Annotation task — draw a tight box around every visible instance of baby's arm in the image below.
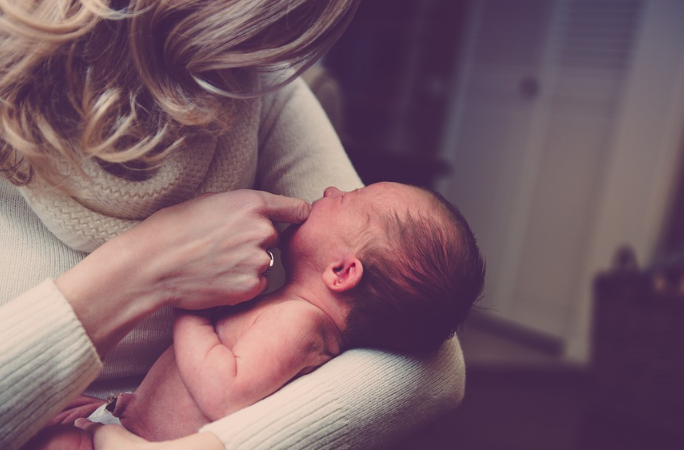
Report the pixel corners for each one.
[172,310,232,419]
[173,305,328,422]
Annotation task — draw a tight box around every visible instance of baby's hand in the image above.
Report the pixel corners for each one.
[75,420,144,450]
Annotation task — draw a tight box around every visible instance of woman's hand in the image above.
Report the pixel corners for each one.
[123,189,310,308]
[75,421,224,450]
[57,189,310,357]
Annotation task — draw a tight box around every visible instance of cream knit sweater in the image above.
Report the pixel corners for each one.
[0,79,465,450]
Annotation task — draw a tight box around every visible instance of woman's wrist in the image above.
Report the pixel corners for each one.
[56,233,167,358]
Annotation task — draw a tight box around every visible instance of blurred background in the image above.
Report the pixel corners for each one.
[307,0,684,449]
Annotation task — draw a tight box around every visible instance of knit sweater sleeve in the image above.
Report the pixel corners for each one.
[0,280,102,450]
[200,78,467,448]
[0,179,103,450]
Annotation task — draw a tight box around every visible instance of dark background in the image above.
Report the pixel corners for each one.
[323,0,467,187]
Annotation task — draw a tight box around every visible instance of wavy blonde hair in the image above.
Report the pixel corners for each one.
[0,0,359,186]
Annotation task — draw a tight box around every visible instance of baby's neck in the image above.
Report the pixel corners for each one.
[270,282,348,334]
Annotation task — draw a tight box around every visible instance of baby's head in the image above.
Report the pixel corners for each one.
[283,182,485,356]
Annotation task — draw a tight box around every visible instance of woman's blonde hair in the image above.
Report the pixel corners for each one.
[0,0,359,186]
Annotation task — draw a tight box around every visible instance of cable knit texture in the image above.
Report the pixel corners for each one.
[0,78,465,450]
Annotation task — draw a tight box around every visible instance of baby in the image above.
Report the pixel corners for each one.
[31,182,485,445]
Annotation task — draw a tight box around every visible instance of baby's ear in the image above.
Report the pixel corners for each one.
[322,255,364,293]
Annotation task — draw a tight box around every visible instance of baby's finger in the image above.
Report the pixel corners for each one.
[74,418,101,432]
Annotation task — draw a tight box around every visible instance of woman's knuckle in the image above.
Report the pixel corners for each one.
[263,224,278,242]
[245,192,267,211]
[246,277,262,294]
[251,220,275,241]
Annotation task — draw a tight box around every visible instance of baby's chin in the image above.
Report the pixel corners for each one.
[278,223,301,257]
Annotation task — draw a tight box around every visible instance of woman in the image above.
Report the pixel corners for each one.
[0,1,465,449]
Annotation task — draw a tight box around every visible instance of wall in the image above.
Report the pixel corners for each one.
[436,0,684,362]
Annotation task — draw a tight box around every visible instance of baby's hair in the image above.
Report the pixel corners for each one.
[343,187,485,356]
[0,0,359,186]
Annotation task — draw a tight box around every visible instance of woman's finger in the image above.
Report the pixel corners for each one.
[254,191,311,224]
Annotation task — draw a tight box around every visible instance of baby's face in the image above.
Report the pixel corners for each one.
[283,182,425,262]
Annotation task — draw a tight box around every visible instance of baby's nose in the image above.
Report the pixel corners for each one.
[323,186,342,197]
